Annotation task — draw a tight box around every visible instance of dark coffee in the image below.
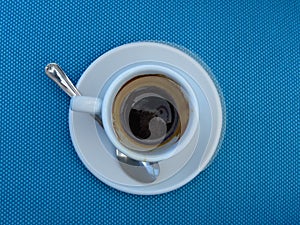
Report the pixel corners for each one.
[112,74,189,151]
[128,96,179,141]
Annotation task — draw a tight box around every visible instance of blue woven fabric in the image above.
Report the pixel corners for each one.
[1,0,299,224]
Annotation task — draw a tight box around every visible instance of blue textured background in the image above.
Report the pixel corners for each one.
[1,0,299,224]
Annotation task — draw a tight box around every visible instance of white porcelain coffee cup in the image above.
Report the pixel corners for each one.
[70,62,199,162]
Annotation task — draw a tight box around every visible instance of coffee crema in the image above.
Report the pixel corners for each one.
[112,74,189,152]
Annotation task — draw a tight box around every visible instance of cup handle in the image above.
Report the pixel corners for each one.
[70,96,102,116]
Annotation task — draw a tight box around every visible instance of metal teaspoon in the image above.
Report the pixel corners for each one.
[45,63,160,183]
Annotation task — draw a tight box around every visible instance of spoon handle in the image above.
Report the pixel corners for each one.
[45,63,103,126]
[45,63,81,97]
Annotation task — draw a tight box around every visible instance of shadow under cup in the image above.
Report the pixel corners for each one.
[112,74,190,153]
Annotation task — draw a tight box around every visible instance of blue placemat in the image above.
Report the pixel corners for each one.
[1,0,299,224]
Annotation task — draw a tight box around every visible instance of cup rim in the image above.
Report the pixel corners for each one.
[101,63,200,162]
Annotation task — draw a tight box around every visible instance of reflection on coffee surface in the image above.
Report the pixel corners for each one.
[112,74,189,151]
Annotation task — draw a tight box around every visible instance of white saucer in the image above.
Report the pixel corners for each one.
[69,42,224,195]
